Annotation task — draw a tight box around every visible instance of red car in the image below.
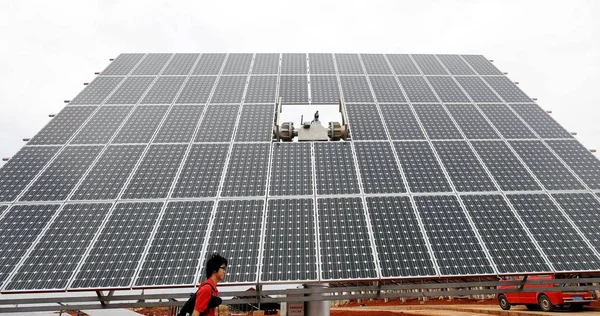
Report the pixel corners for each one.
[497,275,596,312]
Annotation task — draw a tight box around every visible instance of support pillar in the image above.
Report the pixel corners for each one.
[304,283,330,316]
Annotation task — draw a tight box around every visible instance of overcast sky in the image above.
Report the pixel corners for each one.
[0,0,598,168]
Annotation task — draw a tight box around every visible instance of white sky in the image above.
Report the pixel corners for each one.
[0,0,599,168]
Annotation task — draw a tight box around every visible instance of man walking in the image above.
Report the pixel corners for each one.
[191,253,227,316]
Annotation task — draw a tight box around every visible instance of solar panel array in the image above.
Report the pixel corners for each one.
[1,53,600,293]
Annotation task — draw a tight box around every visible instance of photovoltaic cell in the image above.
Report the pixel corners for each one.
[509,103,572,139]
[0,204,59,288]
[471,141,541,191]
[135,201,213,286]
[140,76,186,104]
[70,77,124,105]
[280,76,308,103]
[484,76,532,102]
[175,76,217,104]
[455,77,501,103]
[28,107,96,145]
[5,203,112,291]
[262,198,317,282]
[100,53,145,76]
[318,197,377,280]
[508,194,600,271]
[461,55,503,76]
[412,54,448,75]
[445,104,500,140]
[72,145,145,200]
[414,195,494,275]
[122,144,187,199]
[221,143,270,197]
[172,143,228,198]
[461,195,550,273]
[72,106,132,144]
[203,200,264,283]
[112,106,169,144]
[397,76,438,102]
[308,53,336,74]
[161,53,200,75]
[426,76,470,103]
[132,53,172,75]
[379,104,425,140]
[547,140,600,189]
[433,141,496,192]
[0,146,60,202]
[436,55,476,75]
[195,104,240,142]
[412,104,463,140]
[310,76,340,103]
[346,104,387,140]
[70,202,163,289]
[314,142,360,195]
[245,76,277,104]
[192,53,226,75]
[360,54,392,74]
[211,76,247,104]
[479,104,536,139]
[252,53,280,74]
[105,77,156,105]
[354,142,405,193]
[20,146,102,201]
[367,196,436,277]
[510,140,585,190]
[386,54,420,75]
[235,104,274,142]
[335,53,364,74]
[222,53,253,75]
[281,53,307,74]
[368,76,406,102]
[269,143,313,196]
[153,105,204,143]
[394,141,451,193]
[339,76,374,103]
[553,193,600,253]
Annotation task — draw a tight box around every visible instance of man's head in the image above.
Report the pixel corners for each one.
[205,253,228,282]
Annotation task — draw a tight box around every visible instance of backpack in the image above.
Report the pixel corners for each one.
[177,282,219,316]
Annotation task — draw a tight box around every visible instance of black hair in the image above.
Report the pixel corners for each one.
[205,253,228,279]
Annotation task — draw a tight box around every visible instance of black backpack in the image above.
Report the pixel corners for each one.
[177,282,221,316]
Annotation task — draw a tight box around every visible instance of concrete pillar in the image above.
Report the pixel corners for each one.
[305,283,330,316]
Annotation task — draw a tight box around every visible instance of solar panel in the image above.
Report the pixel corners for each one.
[172,143,228,198]
[202,200,264,284]
[262,198,317,281]
[345,104,387,140]
[20,146,102,201]
[508,194,600,271]
[0,204,59,288]
[318,197,377,280]
[135,201,213,286]
[28,107,96,145]
[366,196,436,277]
[314,142,360,195]
[269,143,313,196]
[70,202,163,289]
[413,195,494,275]
[122,144,187,199]
[354,142,405,194]
[5,203,112,290]
[3,52,600,294]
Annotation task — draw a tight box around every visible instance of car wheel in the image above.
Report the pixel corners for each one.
[525,304,538,310]
[498,294,511,310]
[538,294,554,312]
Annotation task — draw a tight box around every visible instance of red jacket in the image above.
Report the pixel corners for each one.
[194,279,219,316]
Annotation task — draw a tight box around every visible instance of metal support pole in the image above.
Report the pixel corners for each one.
[304,283,330,316]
